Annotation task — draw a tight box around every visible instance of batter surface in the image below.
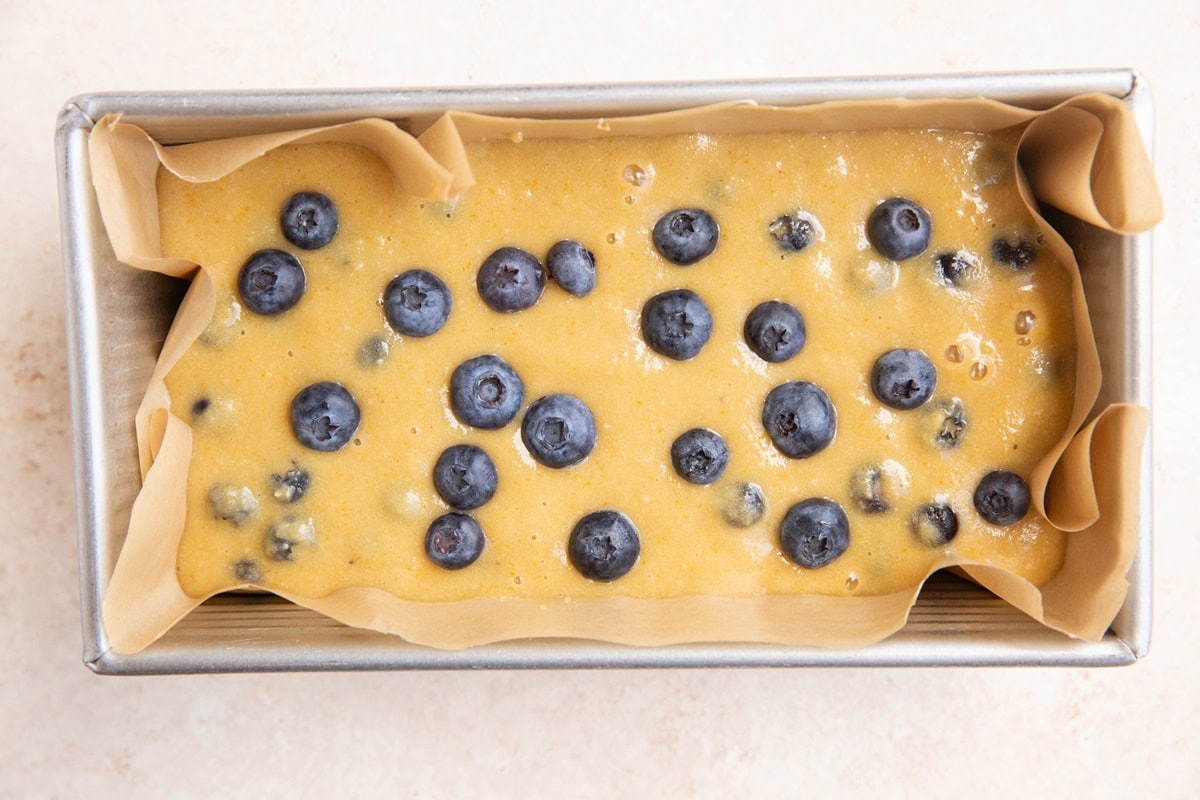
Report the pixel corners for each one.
[158,128,1075,604]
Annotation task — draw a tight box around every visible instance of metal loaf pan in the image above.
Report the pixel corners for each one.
[57,70,1154,673]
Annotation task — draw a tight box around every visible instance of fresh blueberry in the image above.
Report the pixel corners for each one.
[357,335,390,368]
[992,236,1038,269]
[721,482,766,528]
[867,198,932,261]
[450,354,525,430]
[653,208,719,265]
[847,253,899,296]
[670,428,729,485]
[911,503,959,546]
[237,249,306,316]
[521,394,596,468]
[568,510,641,581]
[640,289,713,361]
[761,381,836,459]
[768,212,816,253]
[546,240,597,297]
[271,463,311,504]
[926,398,967,449]
[231,559,261,583]
[744,301,806,363]
[849,464,889,514]
[433,444,498,511]
[290,382,361,452]
[208,483,258,525]
[384,269,451,337]
[191,397,211,419]
[264,515,316,562]
[477,247,545,312]
[280,191,338,250]
[973,470,1032,525]
[425,512,486,570]
[779,498,850,569]
[871,349,937,411]
[848,461,909,514]
[189,396,236,431]
[934,251,977,286]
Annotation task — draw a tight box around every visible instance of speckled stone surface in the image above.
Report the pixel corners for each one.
[2,2,1197,796]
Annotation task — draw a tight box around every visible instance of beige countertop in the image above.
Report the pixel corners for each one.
[2,1,1196,796]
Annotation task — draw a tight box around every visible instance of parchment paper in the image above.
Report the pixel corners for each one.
[89,94,1161,654]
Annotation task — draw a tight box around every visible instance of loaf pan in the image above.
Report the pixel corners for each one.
[56,69,1154,673]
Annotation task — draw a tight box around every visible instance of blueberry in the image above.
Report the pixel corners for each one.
[744,301,806,363]
[521,394,596,468]
[208,483,258,525]
[477,247,545,312]
[934,251,977,286]
[911,503,959,546]
[568,510,640,581]
[450,354,525,430]
[849,464,889,514]
[384,269,451,337]
[924,398,967,449]
[640,289,713,361]
[425,512,486,570]
[848,253,899,296]
[231,559,261,583]
[237,249,306,316]
[653,208,719,265]
[768,212,816,253]
[290,382,361,452]
[992,236,1038,269]
[867,198,932,261]
[546,240,596,297]
[670,428,729,485]
[357,335,390,368]
[265,516,316,562]
[433,444,498,510]
[973,470,1031,525]
[191,397,211,419]
[761,381,836,459]
[280,191,338,250]
[189,396,236,432]
[871,349,937,411]
[271,463,311,504]
[779,498,850,569]
[848,461,909,515]
[721,482,766,528]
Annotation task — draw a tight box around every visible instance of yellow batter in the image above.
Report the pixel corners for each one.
[158,128,1075,604]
